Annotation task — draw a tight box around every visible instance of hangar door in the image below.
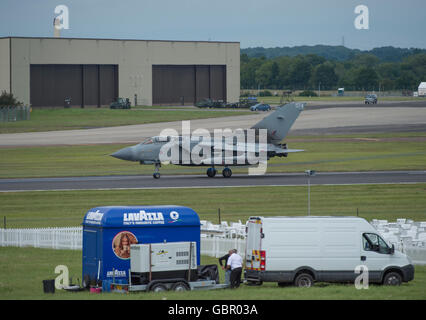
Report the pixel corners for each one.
[30,64,118,107]
[152,65,226,105]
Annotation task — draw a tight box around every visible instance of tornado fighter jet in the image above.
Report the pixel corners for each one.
[111,102,305,178]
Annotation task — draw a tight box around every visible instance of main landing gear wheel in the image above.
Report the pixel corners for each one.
[206,167,217,178]
[222,167,232,178]
[153,172,160,179]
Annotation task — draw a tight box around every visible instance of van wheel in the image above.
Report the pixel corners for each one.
[294,273,314,288]
[383,272,402,286]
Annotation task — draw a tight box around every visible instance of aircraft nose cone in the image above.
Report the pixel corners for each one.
[110,147,135,161]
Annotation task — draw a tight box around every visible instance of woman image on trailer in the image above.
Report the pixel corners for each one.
[112,231,138,259]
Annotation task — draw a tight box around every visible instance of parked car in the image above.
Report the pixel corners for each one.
[365,94,378,104]
[225,102,239,108]
[110,97,131,109]
[195,99,226,108]
[239,97,258,108]
[250,103,271,111]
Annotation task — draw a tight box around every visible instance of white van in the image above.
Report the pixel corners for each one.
[244,216,414,287]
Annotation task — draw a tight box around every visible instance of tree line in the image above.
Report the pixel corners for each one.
[241,45,426,62]
[241,51,426,92]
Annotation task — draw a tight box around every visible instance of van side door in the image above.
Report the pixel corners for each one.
[361,233,392,283]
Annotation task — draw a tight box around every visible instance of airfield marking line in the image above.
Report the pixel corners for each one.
[354,138,380,141]
[0,182,423,193]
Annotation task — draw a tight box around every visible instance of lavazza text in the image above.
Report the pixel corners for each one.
[168,304,259,317]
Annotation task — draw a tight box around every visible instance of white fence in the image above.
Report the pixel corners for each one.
[201,235,246,258]
[0,227,82,250]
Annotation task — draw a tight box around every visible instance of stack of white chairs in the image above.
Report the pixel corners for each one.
[373,219,426,249]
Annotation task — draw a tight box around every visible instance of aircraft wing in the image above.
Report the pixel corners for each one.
[197,140,268,153]
[274,149,304,153]
[178,138,304,154]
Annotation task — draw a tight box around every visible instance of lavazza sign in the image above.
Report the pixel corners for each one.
[123,210,166,225]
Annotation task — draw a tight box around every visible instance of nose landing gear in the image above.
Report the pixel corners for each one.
[153,163,161,179]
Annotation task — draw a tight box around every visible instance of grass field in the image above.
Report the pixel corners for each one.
[0,247,425,300]
[1,158,425,300]
[1,132,425,178]
[1,183,425,299]
[0,107,251,134]
[1,106,425,301]
[2,183,425,228]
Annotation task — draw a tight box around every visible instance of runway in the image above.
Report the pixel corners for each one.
[1,101,425,147]
[1,171,425,192]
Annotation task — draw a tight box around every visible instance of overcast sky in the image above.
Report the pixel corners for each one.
[1,0,425,50]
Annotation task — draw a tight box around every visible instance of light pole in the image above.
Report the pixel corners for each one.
[305,170,316,216]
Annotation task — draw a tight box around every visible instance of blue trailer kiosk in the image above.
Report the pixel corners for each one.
[82,206,201,286]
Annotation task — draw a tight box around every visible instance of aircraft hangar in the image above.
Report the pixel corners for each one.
[0,37,240,107]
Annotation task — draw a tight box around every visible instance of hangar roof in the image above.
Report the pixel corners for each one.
[0,36,239,44]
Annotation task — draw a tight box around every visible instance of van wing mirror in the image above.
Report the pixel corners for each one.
[390,244,395,255]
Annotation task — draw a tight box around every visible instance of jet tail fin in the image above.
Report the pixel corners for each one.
[251,102,304,145]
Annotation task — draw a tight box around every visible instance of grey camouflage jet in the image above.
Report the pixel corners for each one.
[111,102,305,178]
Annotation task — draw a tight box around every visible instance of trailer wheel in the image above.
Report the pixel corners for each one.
[172,282,189,291]
[294,273,314,288]
[150,283,168,292]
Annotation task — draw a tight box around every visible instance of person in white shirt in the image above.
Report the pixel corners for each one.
[226,249,243,288]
